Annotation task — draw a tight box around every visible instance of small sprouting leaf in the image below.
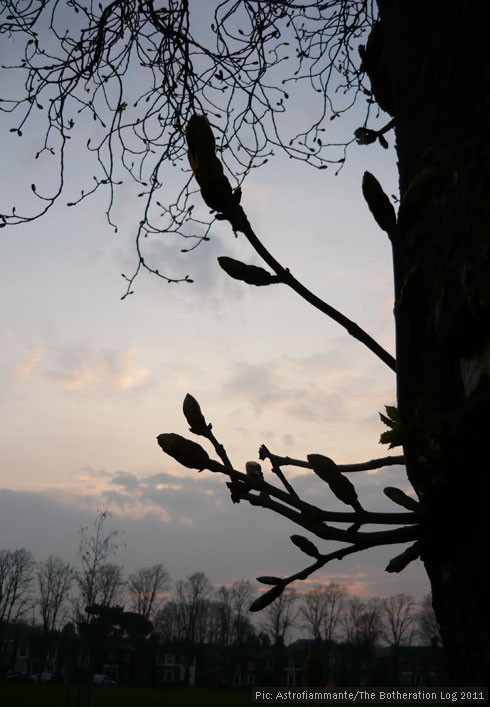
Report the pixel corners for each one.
[379,429,404,448]
[379,406,404,448]
[249,584,284,612]
[386,541,420,573]
[290,534,321,559]
[384,405,400,422]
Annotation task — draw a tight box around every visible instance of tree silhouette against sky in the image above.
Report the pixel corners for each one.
[1,0,489,685]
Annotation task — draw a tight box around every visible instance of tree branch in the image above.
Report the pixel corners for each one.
[227,205,396,371]
[260,446,405,473]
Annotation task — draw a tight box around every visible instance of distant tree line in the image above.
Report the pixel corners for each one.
[0,511,441,679]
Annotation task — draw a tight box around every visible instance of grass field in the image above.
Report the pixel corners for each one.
[1,684,253,707]
[0,683,442,707]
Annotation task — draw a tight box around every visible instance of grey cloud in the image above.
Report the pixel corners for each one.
[111,470,141,490]
[144,471,186,488]
[0,486,428,598]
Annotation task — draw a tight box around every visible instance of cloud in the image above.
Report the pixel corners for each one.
[111,470,141,491]
[0,480,429,600]
[222,353,381,423]
[16,345,45,379]
[48,344,150,394]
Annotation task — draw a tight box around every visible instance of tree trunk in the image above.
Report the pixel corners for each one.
[376,0,490,685]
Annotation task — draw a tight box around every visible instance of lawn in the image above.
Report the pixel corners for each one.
[0,683,443,707]
[0,684,254,707]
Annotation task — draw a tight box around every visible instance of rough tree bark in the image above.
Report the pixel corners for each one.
[376,0,490,685]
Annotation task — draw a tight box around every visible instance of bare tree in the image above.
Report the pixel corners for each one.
[381,593,416,648]
[98,562,125,607]
[0,548,35,640]
[127,563,171,620]
[342,596,383,651]
[154,601,180,643]
[300,583,347,643]
[211,585,233,646]
[300,588,325,644]
[172,571,212,646]
[417,594,442,647]
[229,578,255,645]
[261,588,297,647]
[75,509,124,618]
[37,554,75,634]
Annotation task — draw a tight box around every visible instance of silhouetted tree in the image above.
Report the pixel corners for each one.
[260,588,297,647]
[2,0,489,684]
[171,571,212,645]
[0,548,35,642]
[38,555,75,635]
[341,596,383,653]
[300,583,347,643]
[381,593,416,648]
[37,554,75,675]
[127,563,171,620]
[74,509,124,621]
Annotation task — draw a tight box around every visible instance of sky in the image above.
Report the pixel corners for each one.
[0,2,430,606]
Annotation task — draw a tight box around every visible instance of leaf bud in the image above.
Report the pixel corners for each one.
[362,171,397,236]
[256,576,282,585]
[182,393,208,435]
[157,433,210,471]
[308,454,359,508]
[385,541,420,573]
[290,534,321,559]
[249,584,284,612]
[218,256,278,286]
[384,486,419,511]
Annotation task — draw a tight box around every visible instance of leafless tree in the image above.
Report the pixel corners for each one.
[229,578,255,644]
[127,563,171,620]
[300,583,347,643]
[98,562,125,607]
[0,548,35,639]
[416,593,442,647]
[341,596,383,651]
[37,554,75,634]
[381,593,416,648]
[172,571,212,645]
[211,585,233,646]
[153,601,179,643]
[74,509,124,618]
[260,588,297,647]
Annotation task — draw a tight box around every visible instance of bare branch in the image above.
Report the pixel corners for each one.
[260,446,405,473]
[1,0,378,289]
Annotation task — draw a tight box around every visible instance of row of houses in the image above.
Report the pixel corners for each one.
[2,623,441,688]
